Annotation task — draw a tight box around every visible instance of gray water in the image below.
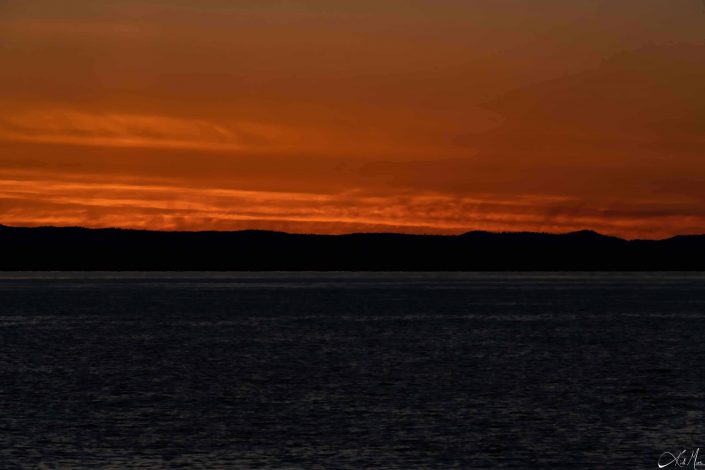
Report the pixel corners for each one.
[1,272,704,468]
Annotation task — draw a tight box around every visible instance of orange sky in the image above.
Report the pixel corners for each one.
[1,0,705,238]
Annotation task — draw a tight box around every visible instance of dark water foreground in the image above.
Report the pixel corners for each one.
[1,272,704,468]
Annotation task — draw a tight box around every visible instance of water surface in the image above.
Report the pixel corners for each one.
[1,272,704,468]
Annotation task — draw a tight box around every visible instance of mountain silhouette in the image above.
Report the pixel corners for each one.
[1,224,704,270]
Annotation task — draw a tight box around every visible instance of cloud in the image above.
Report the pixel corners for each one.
[2,172,705,238]
[0,110,299,152]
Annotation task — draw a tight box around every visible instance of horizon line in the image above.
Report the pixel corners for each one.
[2,223,703,243]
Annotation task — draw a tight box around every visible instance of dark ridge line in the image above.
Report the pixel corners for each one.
[1,224,705,271]
[1,223,697,242]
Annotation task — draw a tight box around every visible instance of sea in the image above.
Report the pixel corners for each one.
[1,272,704,469]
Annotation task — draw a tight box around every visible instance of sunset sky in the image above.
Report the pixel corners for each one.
[1,0,704,238]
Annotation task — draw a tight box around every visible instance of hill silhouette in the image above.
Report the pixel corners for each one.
[1,224,704,270]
